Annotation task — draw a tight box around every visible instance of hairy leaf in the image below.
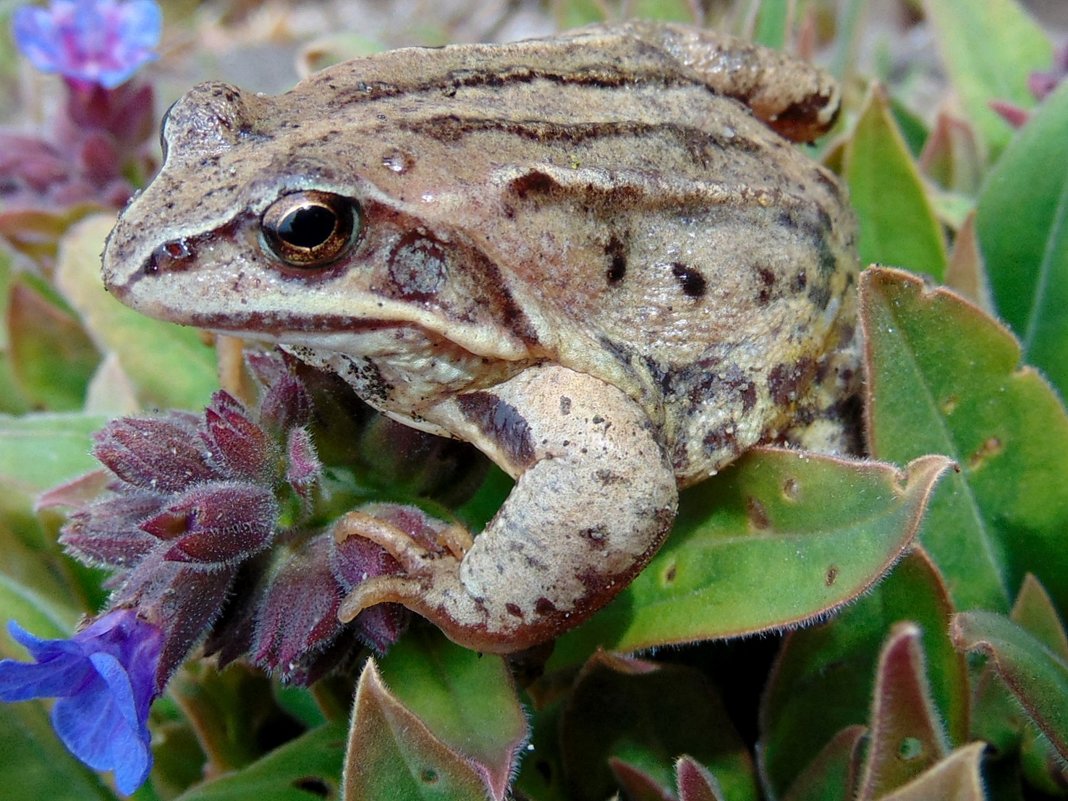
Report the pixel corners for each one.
[856,624,950,799]
[861,267,1068,612]
[342,660,505,801]
[782,726,866,801]
[977,80,1068,398]
[377,628,527,800]
[953,610,1068,761]
[677,756,727,801]
[561,652,756,801]
[173,722,346,801]
[760,550,967,797]
[875,742,986,801]
[8,279,99,411]
[845,85,947,279]
[550,450,950,668]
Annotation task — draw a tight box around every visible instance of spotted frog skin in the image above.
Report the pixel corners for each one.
[103,21,860,653]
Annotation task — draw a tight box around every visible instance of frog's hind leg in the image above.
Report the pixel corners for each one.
[335,365,679,654]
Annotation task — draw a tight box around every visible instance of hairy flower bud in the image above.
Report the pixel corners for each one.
[140,481,277,566]
[252,534,342,681]
[93,414,220,492]
[203,391,277,482]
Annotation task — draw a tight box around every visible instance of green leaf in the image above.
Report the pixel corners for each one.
[376,628,527,800]
[168,664,294,776]
[844,85,948,279]
[341,660,497,801]
[861,266,1068,612]
[0,246,30,415]
[952,610,1068,761]
[548,450,950,669]
[890,99,930,159]
[977,80,1068,399]
[965,577,1061,767]
[750,0,790,49]
[856,624,950,800]
[1012,574,1068,663]
[0,413,108,610]
[781,726,866,801]
[0,701,117,801]
[173,722,347,801]
[0,412,106,500]
[560,652,757,801]
[875,742,986,801]
[513,693,568,801]
[922,0,1052,158]
[8,278,100,411]
[759,550,969,798]
[0,573,79,647]
[53,215,218,411]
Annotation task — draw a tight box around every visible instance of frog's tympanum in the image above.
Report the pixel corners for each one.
[103,22,860,653]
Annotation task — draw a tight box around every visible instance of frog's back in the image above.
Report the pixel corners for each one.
[294,24,860,482]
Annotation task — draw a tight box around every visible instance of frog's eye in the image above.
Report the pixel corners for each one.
[158,99,179,162]
[261,190,360,268]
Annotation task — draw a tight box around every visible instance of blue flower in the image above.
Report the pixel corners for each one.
[0,609,162,795]
[12,0,162,89]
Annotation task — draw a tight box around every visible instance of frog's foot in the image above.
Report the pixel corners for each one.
[333,507,498,647]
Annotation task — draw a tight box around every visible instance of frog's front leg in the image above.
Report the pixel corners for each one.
[335,364,678,653]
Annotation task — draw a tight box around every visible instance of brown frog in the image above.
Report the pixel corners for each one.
[102,21,860,653]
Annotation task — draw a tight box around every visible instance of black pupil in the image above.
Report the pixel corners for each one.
[279,205,338,249]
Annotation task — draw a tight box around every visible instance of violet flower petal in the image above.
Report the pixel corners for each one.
[0,610,162,795]
[12,0,162,89]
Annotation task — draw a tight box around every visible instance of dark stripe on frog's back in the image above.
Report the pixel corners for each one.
[303,33,701,111]
[290,31,842,219]
[398,116,761,173]
[295,34,784,181]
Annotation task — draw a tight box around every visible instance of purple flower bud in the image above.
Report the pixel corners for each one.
[253,356,313,433]
[59,490,164,568]
[93,414,222,492]
[12,0,162,90]
[252,534,342,681]
[0,609,162,794]
[61,80,155,147]
[285,427,322,497]
[203,391,276,482]
[333,537,410,654]
[1029,43,1068,101]
[140,481,277,566]
[109,557,237,687]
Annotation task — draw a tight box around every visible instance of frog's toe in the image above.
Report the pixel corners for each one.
[332,505,477,631]
[338,573,433,622]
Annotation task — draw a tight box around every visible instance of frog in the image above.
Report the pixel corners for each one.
[102,21,860,654]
